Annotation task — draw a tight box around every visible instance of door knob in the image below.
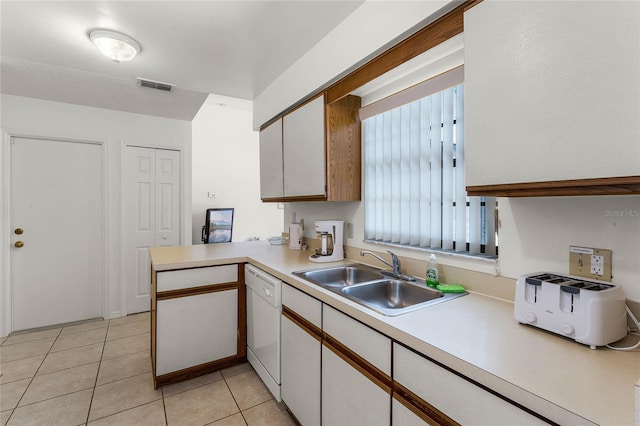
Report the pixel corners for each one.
[14,228,23,235]
[14,241,24,248]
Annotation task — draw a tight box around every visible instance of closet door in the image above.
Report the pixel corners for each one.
[125,146,181,314]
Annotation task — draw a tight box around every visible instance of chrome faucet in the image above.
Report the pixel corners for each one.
[360,250,415,281]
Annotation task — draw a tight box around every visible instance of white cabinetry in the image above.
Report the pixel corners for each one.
[464,1,640,194]
[281,284,322,426]
[259,95,361,202]
[151,264,245,388]
[283,95,326,198]
[393,343,546,425]
[156,290,237,375]
[259,118,284,199]
[322,305,391,426]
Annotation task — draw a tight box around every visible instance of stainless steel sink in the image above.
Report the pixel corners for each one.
[342,279,463,316]
[293,264,384,289]
[293,264,467,316]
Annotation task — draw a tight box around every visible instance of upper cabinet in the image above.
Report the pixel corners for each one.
[260,94,361,202]
[259,118,284,199]
[464,1,640,197]
[283,96,326,198]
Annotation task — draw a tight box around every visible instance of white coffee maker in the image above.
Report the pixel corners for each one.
[309,220,344,263]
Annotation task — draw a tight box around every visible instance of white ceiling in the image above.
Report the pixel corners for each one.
[0,1,363,120]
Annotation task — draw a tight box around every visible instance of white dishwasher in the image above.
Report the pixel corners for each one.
[245,264,282,401]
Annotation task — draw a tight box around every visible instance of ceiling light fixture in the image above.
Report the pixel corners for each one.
[89,29,140,63]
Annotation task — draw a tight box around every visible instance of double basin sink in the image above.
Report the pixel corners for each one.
[292,264,467,316]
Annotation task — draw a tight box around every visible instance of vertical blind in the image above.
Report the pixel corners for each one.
[363,81,497,257]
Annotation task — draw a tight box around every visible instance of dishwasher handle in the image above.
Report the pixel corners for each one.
[245,264,282,307]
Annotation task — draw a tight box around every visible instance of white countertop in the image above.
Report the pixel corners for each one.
[150,241,640,425]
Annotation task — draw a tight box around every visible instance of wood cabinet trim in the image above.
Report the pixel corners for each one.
[261,195,327,203]
[282,304,323,342]
[156,282,238,301]
[393,342,557,425]
[324,1,469,104]
[325,95,362,201]
[323,333,392,395]
[236,264,247,358]
[466,176,640,197]
[393,382,460,426]
[155,355,246,388]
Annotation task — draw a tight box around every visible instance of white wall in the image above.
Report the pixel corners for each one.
[191,94,283,244]
[499,197,640,302]
[0,94,192,336]
[253,0,455,129]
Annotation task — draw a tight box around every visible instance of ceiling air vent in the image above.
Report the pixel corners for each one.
[137,78,174,92]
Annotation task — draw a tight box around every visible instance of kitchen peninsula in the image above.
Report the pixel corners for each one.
[150,241,640,425]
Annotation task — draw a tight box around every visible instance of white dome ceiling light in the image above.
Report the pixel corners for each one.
[89,29,141,63]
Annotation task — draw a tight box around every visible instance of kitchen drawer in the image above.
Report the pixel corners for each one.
[156,264,238,292]
[282,283,321,328]
[393,343,547,425]
[323,304,391,375]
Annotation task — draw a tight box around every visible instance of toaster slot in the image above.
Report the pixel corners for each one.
[524,277,542,303]
[560,284,580,314]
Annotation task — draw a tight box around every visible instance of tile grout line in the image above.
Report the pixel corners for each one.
[161,387,169,426]
[5,327,62,425]
[84,316,112,425]
[221,374,245,423]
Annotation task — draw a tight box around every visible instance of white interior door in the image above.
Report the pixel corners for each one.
[10,137,103,332]
[125,146,180,314]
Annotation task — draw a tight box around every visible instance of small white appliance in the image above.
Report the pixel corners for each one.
[309,220,344,263]
[245,264,282,400]
[514,272,627,349]
[289,223,303,250]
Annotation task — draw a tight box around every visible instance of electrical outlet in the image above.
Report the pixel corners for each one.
[347,223,354,239]
[569,246,612,281]
[590,255,604,276]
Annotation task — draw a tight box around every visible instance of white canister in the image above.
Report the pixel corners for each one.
[289,223,303,249]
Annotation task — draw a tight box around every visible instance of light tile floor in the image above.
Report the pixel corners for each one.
[0,313,296,426]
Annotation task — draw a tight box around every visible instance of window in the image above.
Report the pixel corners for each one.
[362,68,497,257]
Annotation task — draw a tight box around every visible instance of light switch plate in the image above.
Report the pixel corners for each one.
[569,246,612,281]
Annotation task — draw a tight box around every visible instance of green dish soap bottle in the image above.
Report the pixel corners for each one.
[426,254,439,288]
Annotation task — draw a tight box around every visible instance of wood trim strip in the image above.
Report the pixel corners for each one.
[282,305,322,342]
[154,354,246,388]
[393,382,460,426]
[325,1,469,104]
[322,333,392,395]
[151,268,157,375]
[393,342,558,425]
[261,194,327,203]
[466,176,640,197]
[236,264,247,358]
[156,282,238,301]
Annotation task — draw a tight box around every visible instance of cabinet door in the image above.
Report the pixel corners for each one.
[156,290,238,375]
[464,1,640,187]
[281,314,321,426]
[283,95,326,197]
[322,344,390,426]
[322,304,392,426]
[259,118,284,199]
[393,343,546,425]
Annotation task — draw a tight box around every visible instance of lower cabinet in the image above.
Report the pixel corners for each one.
[156,290,237,375]
[393,343,548,425]
[281,284,322,426]
[151,263,246,388]
[279,283,551,425]
[322,304,391,425]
